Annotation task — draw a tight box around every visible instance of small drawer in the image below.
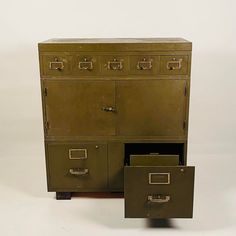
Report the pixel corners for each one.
[73,55,99,75]
[47,142,108,190]
[101,55,129,75]
[42,54,72,76]
[130,56,158,75]
[124,166,195,218]
[130,154,179,166]
[160,55,189,75]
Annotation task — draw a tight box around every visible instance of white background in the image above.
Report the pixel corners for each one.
[0,0,236,235]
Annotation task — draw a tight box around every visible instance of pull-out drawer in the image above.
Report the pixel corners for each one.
[160,55,189,75]
[129,55,159,75]
[124,166,195,218]
[46,142,108,191]
[101,55,129,75]
[73,54,100,75]
[41,53,72,76]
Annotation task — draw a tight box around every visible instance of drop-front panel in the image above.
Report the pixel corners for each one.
[38,38,194,218]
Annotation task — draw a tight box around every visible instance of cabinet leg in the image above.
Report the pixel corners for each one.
[56,192,72,200]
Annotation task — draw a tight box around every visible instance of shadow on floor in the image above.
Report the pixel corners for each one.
[146,219,175,228]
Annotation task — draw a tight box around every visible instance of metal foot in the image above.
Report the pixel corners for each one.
[56,192,72,200]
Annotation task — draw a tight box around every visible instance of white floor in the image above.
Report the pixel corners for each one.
[1,150,236,236]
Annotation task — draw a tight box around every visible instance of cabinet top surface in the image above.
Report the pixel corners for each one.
[38,38,192,52]
[40,38,190,44]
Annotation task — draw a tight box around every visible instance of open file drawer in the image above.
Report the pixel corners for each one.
[124,154,195,218]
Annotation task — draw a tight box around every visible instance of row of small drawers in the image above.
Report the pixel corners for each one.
[40,53,190,77]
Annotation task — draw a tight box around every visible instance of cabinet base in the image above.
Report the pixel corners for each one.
[56,192,72,200]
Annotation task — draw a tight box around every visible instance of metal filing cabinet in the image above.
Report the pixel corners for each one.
[38,38,194,219]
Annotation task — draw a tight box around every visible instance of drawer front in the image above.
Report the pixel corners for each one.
[124,166,195,218]
[101,55,129,75]
[73,54,100,75]
[160,55,189,75]
[47,143,108,190]
[130,55,158,75]
[42,54,72,76]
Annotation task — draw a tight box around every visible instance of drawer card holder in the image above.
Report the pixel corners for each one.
[137,58,152,70]
[78,58,93,70]
[69,148,88,160]
[148,173,170,185]
[107,58,123,70]
[49,57,64,71]
[166,58,182,70]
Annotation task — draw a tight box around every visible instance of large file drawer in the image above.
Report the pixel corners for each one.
[124,166,195,218]
[46,142,108,191]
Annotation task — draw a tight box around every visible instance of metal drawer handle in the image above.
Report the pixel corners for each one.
[107,58,123,70]
[148,195,170,203]
[167,58,182,70]
[137,58,152,70]
[102,106,116,112]
[78,58,93,70]
[49,57,64,71]
[69,168,89,176]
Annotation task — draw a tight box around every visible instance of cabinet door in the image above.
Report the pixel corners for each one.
[116,80,187,136]
[44,80,116,136]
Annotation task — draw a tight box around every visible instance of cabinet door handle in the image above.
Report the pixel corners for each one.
[147,195,170,203]
[69,168,89,176]
[102,106,116,112]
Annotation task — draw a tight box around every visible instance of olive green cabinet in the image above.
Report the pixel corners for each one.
[38,38,194,219]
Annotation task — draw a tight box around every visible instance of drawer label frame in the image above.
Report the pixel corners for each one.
[148,172,170,185]
[69,148,88,160]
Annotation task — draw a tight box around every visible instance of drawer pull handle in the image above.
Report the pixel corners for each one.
[78,58,93,70]
[167,58,182,70]
[69,168,89,176]
[137,58,152,70]
[49,57,64,71]
[102,106,116,112]
[107,58,123,70]
[148,195,170,203]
